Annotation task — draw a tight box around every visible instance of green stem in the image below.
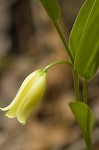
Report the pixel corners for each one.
[43,60,72,72]
[83,79,88,104]
[53,21,74,64]
[85,137,93,150]
[83,80,91,150]
[73,70,80,101]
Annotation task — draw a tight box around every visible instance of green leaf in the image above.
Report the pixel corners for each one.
[69,0,95,58]
[40,0,61,21]
[69,102,94,150]
[69,0,99,79]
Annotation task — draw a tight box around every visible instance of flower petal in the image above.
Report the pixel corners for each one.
[17,72,46,124]
[4,71,42,118]
[4,78,35,118]
[0,70,41,112]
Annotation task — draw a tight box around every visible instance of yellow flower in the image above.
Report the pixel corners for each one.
[0,70,46,125]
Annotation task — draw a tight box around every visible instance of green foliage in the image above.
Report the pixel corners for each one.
[69,0,99,79]
[40,0,61,21]
[69,0,94,58]
[69,102,94,150]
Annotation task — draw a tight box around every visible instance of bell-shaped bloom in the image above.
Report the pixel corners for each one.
[0,70,46,125]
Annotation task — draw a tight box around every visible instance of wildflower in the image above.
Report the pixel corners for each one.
[0,70,46,125]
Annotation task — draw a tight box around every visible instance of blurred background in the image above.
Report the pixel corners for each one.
[0,0,99,149]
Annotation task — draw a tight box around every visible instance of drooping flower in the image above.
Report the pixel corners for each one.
[0,69,46,125]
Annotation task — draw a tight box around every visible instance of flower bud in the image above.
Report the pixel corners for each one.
[0,70,46,125]
[40,0,61,21]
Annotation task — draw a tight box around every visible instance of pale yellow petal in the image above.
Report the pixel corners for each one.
[0,70,41,112]
[17,72,46,124]
[4,71,41,118]
[5,111,16,118]
[4,79,34,118]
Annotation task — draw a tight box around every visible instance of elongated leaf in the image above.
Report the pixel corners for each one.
[69,102,94,150]
[69,0,96,58]
[69,0,99,79]
[40,0,61,21]
[75,0,99,79]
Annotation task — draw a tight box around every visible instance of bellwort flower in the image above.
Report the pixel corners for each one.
[0,70,46,125]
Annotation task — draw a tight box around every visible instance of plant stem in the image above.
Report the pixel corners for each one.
[73,70,80,101]
[53,21,74,64]
[86,139,93,150]
[84,134,93,150]
[83,79,88,104]
[43,60,72,72]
